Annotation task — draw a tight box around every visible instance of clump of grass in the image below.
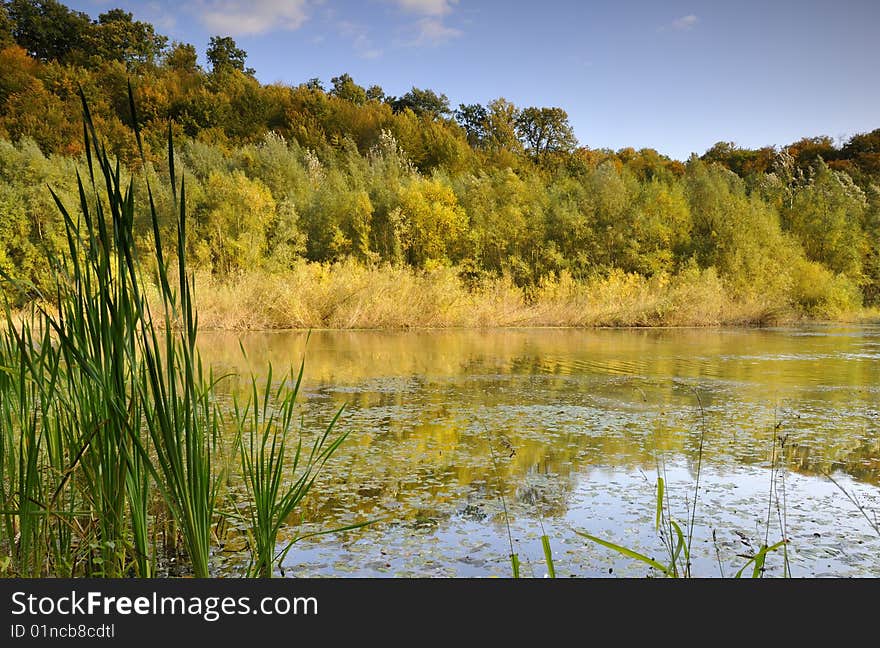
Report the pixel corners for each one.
[232,357,367,578]
[44,92,152,577]
[132,106,222,578]
[171,261,526,330]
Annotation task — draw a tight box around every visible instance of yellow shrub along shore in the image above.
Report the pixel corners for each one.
[135,260,872,331]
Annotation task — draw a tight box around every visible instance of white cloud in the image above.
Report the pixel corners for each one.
[390,0,458,16]
[387,0,462,46]
[671,14,699,31]
[195,0,310,36]
[187,1,462,47]
[412,17,462,45]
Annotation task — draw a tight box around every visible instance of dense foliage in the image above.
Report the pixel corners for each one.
[1,0,878,318]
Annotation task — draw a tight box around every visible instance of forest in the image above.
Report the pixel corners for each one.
[1,0,879,326]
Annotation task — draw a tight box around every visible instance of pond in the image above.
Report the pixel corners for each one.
[201,325,880,578]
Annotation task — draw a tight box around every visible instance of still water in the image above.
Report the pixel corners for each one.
[202,326,880,577]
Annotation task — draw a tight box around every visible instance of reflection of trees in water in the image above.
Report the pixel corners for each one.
[198,328,880,531]
[786,437,880,483]
[291,397,880,532]
[198,328,879,397]
[513,470,578,517]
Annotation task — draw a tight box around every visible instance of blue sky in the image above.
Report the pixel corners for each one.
[66,1,880,160]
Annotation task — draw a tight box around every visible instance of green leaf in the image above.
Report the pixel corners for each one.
[734,540,787,578]
[655,476,665,531]
[510,553,520,578]
[575,530,670,576]
[541,535,556,578]
[669,519,687,576]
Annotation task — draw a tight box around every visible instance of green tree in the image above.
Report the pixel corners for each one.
[196,170,276,274]
[389,87,451,118]
[627,180,691,275]
[396,176,467,267]
[303,170,373,262]
[7,0,90,61]
[220,74,270,141]
[206,35,251,75]
[364,129,416,262]
[454,103,488,147]
[483,98,523,161]
[701,141,775,178]
[543,174,596,276]
[85,8,168,68]
[0,137,73,302]
[783,159,866,277]
[168,89,222,137]
[685,157,802,297]
[515,106,577,156]
[0,3,14,48]
[841,129,880,180]
[366,84,385,102]
[163,41,199,73]
[330,73,367,105]
[862,184,880,304]
[388,107,472,174]
[587,161,636,268]
[455,168,539,275]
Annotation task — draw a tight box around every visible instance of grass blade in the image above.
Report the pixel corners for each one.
[541,534,556,578]
[575,530,670,576]
[655,476,664,531]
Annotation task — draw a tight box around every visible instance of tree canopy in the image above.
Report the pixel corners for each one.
[0,0,878,318]
[206,35,251,75]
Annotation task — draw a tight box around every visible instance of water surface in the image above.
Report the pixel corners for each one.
[202,326,880,577]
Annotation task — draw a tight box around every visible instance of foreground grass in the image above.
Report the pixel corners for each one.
[149,261,869,331]
[0,90,356,578]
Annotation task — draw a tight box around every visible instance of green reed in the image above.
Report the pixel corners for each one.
[232,359,350,577]
[132,116,220,578]
[0,86,359,578]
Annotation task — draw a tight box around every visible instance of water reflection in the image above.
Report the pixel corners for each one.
[202,326,880,577]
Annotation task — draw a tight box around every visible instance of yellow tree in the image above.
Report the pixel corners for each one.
[396,176,467,267]
[198,170,275,275]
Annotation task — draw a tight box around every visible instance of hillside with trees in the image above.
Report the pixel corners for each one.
[1,0,878,326]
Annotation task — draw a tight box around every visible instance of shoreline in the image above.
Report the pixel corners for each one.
[131,262,878,332]
[191,318,880,333]
[13,299,878,333]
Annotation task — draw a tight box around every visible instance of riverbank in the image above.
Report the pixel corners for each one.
[136,259,872,330]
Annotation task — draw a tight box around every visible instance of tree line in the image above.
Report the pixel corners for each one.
[0,0,878,317]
